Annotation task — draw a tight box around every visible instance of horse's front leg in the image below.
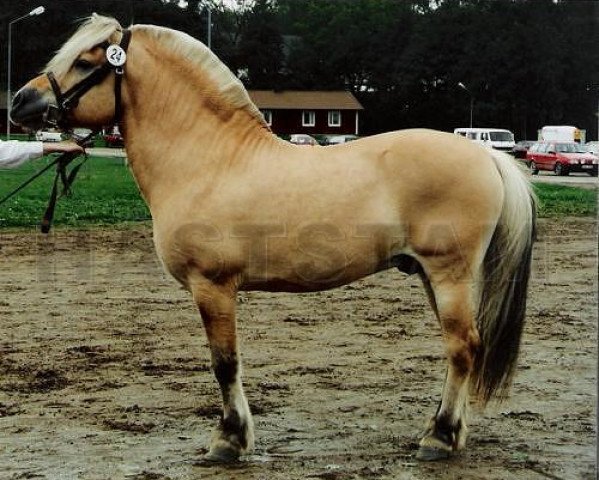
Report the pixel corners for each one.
[191,276,254,462]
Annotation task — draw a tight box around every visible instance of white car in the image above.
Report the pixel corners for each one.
[35,130,63,142]
[289,134,318,146]
[584,141,599,155]
[326,134,359,145]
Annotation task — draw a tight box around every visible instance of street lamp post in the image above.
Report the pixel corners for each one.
[208,5,213,49]
[6,6,45,140]
[587,83,599,141]
[458,82,474,129]
[203,2,212,49]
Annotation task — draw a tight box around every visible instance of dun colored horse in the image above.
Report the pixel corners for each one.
[11,15,535,462]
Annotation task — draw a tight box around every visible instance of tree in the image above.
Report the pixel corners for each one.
[235,0,284,88]
[1,0,597,138]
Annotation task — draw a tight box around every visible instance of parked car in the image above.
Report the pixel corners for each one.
[526,141,598,176]
[289,134,318,146]
[35,129,63,142]
[70,128,95,147]
[325,134,359,145]
[511,140,536,160]
[103,126,124,147]
[454,128,515,151]
[583,141,599,156]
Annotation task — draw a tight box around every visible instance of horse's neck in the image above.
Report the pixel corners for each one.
[121,63,274,212]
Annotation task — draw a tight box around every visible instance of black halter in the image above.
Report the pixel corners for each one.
[45,29,132,129]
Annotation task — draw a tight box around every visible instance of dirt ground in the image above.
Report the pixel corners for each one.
[0,217,596,480]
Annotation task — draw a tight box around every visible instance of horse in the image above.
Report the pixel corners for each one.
[11,14,536,463]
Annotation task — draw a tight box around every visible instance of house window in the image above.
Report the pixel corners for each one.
[261,109,272,126]
[302,110,315,127]
[328,110,341,127]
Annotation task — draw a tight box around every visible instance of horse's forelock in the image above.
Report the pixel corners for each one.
[44,15,122,77]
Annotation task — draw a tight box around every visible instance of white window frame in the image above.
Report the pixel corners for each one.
[261,109,272,126]
[328,110,341,127]
[302,110,316,127]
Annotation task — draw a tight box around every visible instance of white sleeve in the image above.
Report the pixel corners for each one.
[0,140,44,169]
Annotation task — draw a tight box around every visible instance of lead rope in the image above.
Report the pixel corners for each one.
[40,148,89,234]
[40,130,98,233]
[0,130,96,233]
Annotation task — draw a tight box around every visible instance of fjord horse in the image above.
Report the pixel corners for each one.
[11,15,535,462]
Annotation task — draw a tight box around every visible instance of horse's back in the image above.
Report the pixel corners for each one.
[344,128,507,263]
[341,128,499,178]
[330,128,505,217]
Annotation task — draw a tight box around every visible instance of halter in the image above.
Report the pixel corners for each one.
[27,29,132,234]
[45,29,132,129]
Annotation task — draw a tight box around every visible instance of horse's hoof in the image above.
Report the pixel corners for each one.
[416,445,452,461]
[203,445,241,464]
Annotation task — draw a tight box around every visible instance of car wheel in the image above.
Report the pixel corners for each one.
[554,163,568,176]
[530,162,539,175]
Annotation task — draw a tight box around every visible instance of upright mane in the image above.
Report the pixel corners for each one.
[134,23,267,127]
[45,14,267,128]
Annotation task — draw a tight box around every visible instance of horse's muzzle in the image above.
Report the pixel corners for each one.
[10,87,51,130]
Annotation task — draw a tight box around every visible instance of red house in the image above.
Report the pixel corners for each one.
[248,90,363,137]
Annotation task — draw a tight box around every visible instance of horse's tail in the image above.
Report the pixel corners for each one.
[471,150,536,404]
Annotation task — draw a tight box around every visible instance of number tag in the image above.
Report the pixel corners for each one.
[106,45,127,67]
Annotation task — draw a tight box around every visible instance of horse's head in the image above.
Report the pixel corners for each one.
[11,15,128,131]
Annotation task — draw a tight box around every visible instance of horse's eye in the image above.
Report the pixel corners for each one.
[74,59,94,71]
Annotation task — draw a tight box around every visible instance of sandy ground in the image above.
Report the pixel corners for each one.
[0,217,596,480]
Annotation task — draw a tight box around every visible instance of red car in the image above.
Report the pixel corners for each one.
[103,127,124,147]
[526,141,598,176]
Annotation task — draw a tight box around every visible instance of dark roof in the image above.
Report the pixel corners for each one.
[248,90,363,110]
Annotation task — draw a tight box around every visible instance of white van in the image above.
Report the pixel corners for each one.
[453,128,515,151]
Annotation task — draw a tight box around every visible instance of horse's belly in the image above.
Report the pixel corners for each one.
[156,218,408,292]
[239,240,393,293]
[240,266,381,293]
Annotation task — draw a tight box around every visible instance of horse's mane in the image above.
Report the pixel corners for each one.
[45,14,267,127]
[45,15,122,77]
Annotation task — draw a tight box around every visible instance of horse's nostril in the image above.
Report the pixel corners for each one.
[11,88,38,112]
[10,87,48,128]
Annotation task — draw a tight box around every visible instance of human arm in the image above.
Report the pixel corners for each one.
[42,141,84,156]
[0,140,83,169]
[0,140,43,168]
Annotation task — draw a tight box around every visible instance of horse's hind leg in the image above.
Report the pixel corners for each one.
[416,257,482,461]
[191,276,254,462]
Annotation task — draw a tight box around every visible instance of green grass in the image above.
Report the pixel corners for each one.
[0,133,107,147]
[0,154,596,229]
[533,183,597,218]
[0,155,149,229]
